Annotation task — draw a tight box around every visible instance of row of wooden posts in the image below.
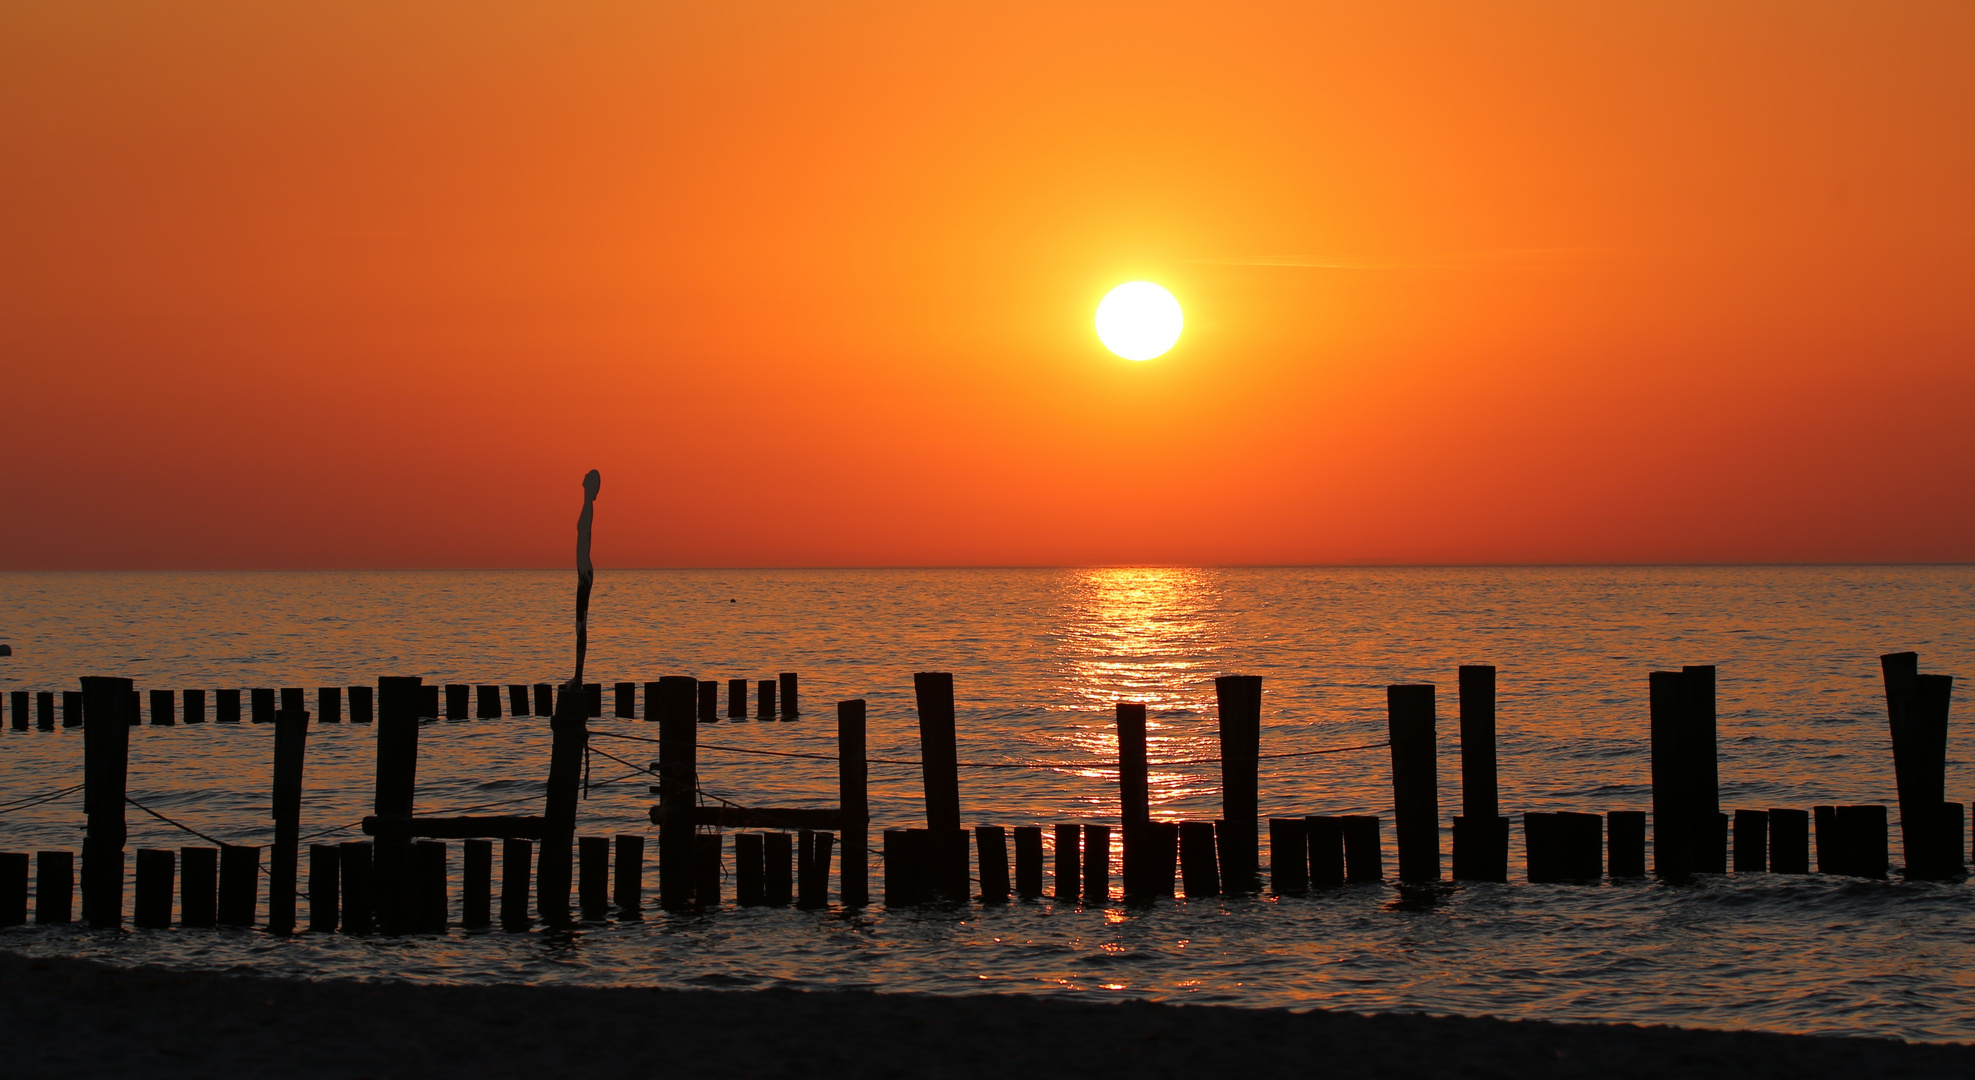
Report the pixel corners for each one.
[0,653,1960,931]
[2,675,801,729]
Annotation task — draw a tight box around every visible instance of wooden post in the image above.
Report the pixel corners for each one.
[1306,816,1345,887]
[657,675,698,911]
[216,687,243,723]
[1683,666,1724,873]
[912,673,965,897]
[1013,826,1044,899]
[444,684,468,720]
[1269,819,1308,893]
[1146,822,1178,898]
[421,683,440,716]
[1813,805,1838,873]
[1837,804,1888,878]
[339,840,374,934]
[1342,816,1383,882]
[763,831,793,905]
[149,689,174,726]
[838,699,869,906]
[412,841,447,932]
[374,677,422,934]
[308,844,340,932]
[1386,683,1440,883]
[127,688,140,727]
[318,687,341,724]
[1453,665,1508,882]
[579,836,610,919]
[1178,821,1219,898]
[779,672,799,719]
[477,685,502,719]
[133,849,174,927]
[9,690,26,730]
[1733,809,1768,872]
[347,685,372,724]
[217,845,259,926]
[183,688,205,724]
[1527,812,1602,882]
[266,706,309,934]
[81,676,132,927]
[1054,823,1081,902]
[251,687,275,723]
[36,691,55,729]
[693,834,722,907]
[1767,808,1810,873]
[63,689,84,727]
[500,838,531,930]
[612,834,642,916]
[977,826,1010,903]
[1890,661,1956,879]
[882,830,910,906]
[1117,702,1150,899]
[36,851,73,923]
[533,683,553,718]
[508,684,531,717]
[281,687,304,714]
[698,681,719,724]
[537,685,590,925]
[1081,824,1110,904]
[757,679,777,719]
[1608,811,1647,877]
[0,854,27,927]
[728,679,746,719]
[1649,670,1690,878]
[736,832,765,906]
[614,682,635,719]
[799,831,833,908]
[1214,676,1262,893]
[461,839,491,929]
[182,847,220,928]
[584,683,602,717]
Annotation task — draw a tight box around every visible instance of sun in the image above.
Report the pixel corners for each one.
[1095,282,1183,361]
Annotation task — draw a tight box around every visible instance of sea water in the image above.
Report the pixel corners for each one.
[0,567,1970,1040]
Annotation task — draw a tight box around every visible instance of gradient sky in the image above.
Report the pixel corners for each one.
[3,1,1970,569]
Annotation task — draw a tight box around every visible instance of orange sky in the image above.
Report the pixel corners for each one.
[3,1,1971,569]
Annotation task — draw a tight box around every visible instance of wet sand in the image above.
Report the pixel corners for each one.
[3,952,1968,1078]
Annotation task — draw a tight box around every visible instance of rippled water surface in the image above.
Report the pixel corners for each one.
[0,567,1971,1040]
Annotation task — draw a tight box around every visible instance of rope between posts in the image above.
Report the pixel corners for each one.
[587,728,1388,769]
[124,793,234,848]
[0,782,84,813]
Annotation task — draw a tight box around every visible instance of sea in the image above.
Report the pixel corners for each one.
[0,567,1971,1041]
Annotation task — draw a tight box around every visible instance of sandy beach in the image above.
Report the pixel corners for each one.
[2,951,1966,1079]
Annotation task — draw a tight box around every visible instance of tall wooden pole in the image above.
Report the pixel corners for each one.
[657,675,699,910]
[267,707,310,934]
[1387,683,1440,883]
[81,676,132,927]
[1214,675,1262,893]
[838,699,869,906]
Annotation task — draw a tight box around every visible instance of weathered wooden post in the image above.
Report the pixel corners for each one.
[698,681,719,724]
[251,687,275,723]
[133,850,174,927]
[373,676,422,933]
[1116,702,1152,900]
[1081,824,1110,904]
[1178,821,1219,897]
[1306,816,1345,887]
[693,834,723,906]
[36,690,56,729]
[613,834,643,916]
[500,838,531,930]
[779,672,799,719]
[657,675,699,911]
[799,831,833,908]
[149,689,174,726]
[81,676,132,927]
[764,832,794,906]
[537,687,589,925]
[339,840,374,934]
[477,685,503,719]
[1342,816,1383,882]
[444,684,468,720]
[181,846,219,928]
[913,672,967,901]
[318,687,342,724]
[461,838,491,928]
[37,850,74,923]
[63,689,84,727]
[735,833,765,906]
[533,683,554,718]
[347,685,372,724]
[1885,652,1958,878]
[412,841,448,932]
[184,688,206,724]
[1608,811,1647,877]
[508,684,531,717]
[579,836,610,919]
[1214,676,1262,893]
[757,679,777,719]
[1013,825,1044,899]
[1733,809,1768,872]
[1054,823,1082,902]
[613,683,635,719]
[266,706,310,934]
[308,844,339,931]
[1387,683,1440,883]
[1768,808,1810,873]
[1526,812,1602,882]
[218,845,260,926]
[977,826,1010,903]
[728,679,746,719]
[837,699,869,906]
[8,690,25,730]
[1269,819,1308,893]
[1452,665,1508,881]
[1685,666,1726,873]
[1650,670,1691,878]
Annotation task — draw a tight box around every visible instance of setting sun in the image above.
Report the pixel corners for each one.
[1095,282,1184,361]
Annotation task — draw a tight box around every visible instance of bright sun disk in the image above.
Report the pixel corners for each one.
[1095,282,1183,361]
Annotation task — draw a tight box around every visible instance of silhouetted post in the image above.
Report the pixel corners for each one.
[1837,805,1888,878]
[1082,824,1110,904]
[799,831,833,908]
[837,699,869,906]
[1269,819,1308,893]
[127,688,140,726]
[421,684,440,717]
[251,687,275,724]
[614,683,635,719]
[1342,817,1383,882]
[693,834,723,907]
[1453,665,1509,882]
[1527,812,1602,882]
[500,839,531,930]
[460,839,491,929]
[1813,805,1838,873]
[728,679,746,719]
[347,685,372,724]
[318,687,341,724]
[218,845,260,926]
[267,707,310,935]
[280,687,303,715]
[757,679,777,719]
[1054,823,1082,902]
[1116,702,1151,898]
[1887,653,1956,878]
[182,847,219,928]
[736,832,765,906]
[81,676,131,927]
[339,840,374,934]
[37,850,74,923]
[1733,809,1768,873]
[9,690,27,730]
[613,834,643,916]
[537,686,590,925]
[217,688,243,723]
[149,689,174,726]
[411,841,447,932]
[533,683,554,718]
[763,831,793,906]
[882,830,914,906]
[183,688,206,724]
[657,675,699,911]
[913,673,963,897]
[445,684,468,720]
[308,844,339,932]
[1944,802,1967,875]
[585,683,602,717]
[1178,821,1220,897]
[1147,822,1179,897]
[37,690,55,729]
[63,689,84,727]
[1684,666,1725,872]
[579,836,610,919]
[1649,671,1691,878]
[1013,826,1044,899]
[977,826,1010,903]
[698,681,719,724]
[0,854,28,927]
[1215,676,1262,893]
[1768,808,1810,873]
[374,676,422,933]
[1608,811,1647,877]
[1306,816,1346,887]
[1387,684,1440,883]
[476,685,501,719]
[779,672,799,719]
[133,849,173,927]
[508,685,531,717]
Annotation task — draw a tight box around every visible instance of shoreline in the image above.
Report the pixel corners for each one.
[2,952,1967,1078]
